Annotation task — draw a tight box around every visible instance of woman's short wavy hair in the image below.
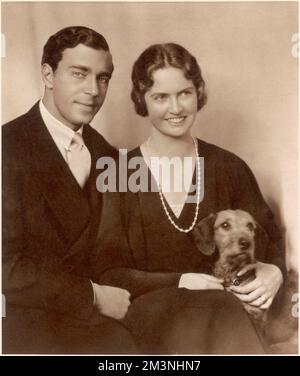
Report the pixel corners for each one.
[131,43,207,117]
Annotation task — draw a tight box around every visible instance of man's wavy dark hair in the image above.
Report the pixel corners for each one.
[42,26,110,72]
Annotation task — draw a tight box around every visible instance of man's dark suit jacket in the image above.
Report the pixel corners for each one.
[2,102,119,353]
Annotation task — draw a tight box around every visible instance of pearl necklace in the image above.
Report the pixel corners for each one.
[145,137,201,233]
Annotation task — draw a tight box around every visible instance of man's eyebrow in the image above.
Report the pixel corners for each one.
[69,66,112,77]
[69,65,89,72]
[98,72,112,78]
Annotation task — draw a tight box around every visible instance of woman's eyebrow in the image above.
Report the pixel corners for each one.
[150,92,167,97]
[149,86,195,96]
[178,86,195,93]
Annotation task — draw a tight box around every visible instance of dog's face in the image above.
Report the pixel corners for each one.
[193,210,256,272]
[193,210,269,326]
[214,210,256,268]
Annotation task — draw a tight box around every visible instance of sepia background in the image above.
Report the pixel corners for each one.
[2,1,298,270]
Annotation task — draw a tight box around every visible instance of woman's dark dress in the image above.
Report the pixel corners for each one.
[95,139,286,354]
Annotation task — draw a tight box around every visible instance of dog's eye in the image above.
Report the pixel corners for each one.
[247,222,255,231]
[221,222,230,230]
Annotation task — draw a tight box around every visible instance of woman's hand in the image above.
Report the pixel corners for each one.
[229,262,283,309]
[179,273,224,290]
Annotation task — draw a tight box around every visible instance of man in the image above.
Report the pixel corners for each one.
[2,26,136,354]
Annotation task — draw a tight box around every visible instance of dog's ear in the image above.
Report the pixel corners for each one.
[254,222,270,260]
[193,213,217,255]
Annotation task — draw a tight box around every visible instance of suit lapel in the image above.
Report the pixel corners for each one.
[82,124,118,215]
[24,103,91,244]
[82,125,102,214]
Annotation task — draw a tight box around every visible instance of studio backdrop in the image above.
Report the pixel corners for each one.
[2,1,298,269]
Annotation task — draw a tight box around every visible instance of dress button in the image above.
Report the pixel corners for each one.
[64,264,74,273]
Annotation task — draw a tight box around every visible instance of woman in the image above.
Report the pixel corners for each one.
[97,43,285,354]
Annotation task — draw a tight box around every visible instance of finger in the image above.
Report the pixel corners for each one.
[232,292,250,302]
[249,295,268,307]
[260,297,273,310]
[229,279,260,294]
[237,263,257,277]
[241,290,264,304]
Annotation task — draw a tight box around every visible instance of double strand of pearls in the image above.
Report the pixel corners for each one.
[156,137,201,233]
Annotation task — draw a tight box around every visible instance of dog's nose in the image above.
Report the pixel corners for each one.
[239,238,251,250]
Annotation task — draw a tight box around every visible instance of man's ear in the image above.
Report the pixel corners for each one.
[193,213,216,256]
[41,63,54,89]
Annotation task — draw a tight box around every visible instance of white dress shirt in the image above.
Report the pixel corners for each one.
[39,100,84,162]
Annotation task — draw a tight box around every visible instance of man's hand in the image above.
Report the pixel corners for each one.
[179,273,224,290]
[230,262,283,309]
[92,283,131,320]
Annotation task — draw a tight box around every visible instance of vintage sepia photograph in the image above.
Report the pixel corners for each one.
[1,1,298,356]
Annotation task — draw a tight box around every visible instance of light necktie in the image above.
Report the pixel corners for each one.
[67,132,91,188]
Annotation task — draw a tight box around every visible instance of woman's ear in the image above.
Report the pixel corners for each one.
[193,213,216,256]
[41,63,54,89]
